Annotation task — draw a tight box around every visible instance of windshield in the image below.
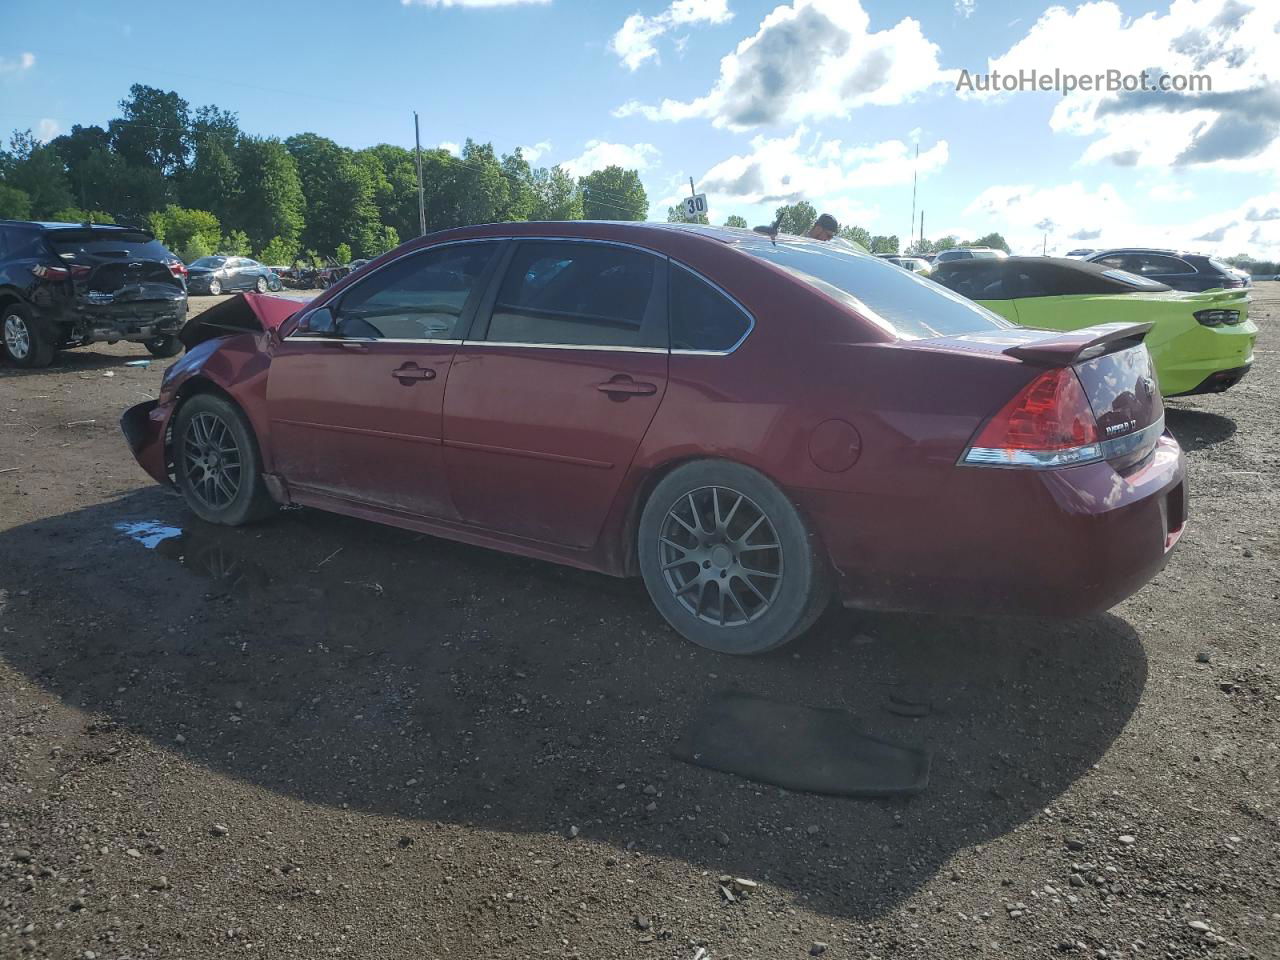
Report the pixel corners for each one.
[738,239,1012,340]
[191,257,227,268]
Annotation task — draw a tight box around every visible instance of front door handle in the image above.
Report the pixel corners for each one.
[596,375,658,399]
[392,362,437,385]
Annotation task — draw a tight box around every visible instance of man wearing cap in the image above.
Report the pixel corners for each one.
[807,213,839,241]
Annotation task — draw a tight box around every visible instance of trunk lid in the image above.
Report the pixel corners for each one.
[46,227,185,305]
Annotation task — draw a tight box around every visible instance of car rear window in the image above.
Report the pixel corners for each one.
[738,240,1011,340]
[47,229,173,261]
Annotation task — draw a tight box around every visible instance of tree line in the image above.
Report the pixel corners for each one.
[0,83,651,265]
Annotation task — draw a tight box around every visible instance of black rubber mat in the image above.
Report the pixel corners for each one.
[674,693,930,797]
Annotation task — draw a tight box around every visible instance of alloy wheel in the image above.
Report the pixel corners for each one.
[209,279,222,296]
[256,276,268,293]
[182,411,242,510]
[658,485,784,627]
[3,314,31,360]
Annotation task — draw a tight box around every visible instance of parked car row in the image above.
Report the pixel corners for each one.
[186,255,281,296]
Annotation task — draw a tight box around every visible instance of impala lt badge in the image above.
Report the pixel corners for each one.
[1105,420,1137,437]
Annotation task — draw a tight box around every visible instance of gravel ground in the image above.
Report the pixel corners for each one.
[1,287,1277,959]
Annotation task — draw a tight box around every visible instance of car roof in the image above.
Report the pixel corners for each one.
[0,219,147,232]
[1090,247,1207,259]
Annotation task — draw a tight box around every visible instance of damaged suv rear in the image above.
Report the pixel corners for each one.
[1,220,188,368]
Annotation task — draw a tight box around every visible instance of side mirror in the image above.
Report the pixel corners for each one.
[303,307,337,336]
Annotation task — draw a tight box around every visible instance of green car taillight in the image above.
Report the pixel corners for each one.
[1194,309,1242,326]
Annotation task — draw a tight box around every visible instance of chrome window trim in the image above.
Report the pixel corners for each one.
[666,259,756,356]
[285,237,504,343]
[464,340,667,354]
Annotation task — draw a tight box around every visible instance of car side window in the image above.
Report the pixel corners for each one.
[1139,254,1193,275]
[487,241,659,347]
[669,264,752,352]
[332,242,499,340]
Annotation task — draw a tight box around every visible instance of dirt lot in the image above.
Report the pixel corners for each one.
[1,288,1277,960]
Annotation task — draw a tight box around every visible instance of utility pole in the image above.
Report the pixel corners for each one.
[1043,232,1047,256]
[414,112,426,238]
[909,143,918,248]
[919,210,925,251]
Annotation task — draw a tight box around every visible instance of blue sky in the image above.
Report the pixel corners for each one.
[2,0,1277,256]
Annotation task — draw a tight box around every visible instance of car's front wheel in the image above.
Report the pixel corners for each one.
[145,335,183,358]
[638,460,830,655]
[208,278,222,296]
[2,303,56,368]
[255,276,268,293]
[173,393,277,526]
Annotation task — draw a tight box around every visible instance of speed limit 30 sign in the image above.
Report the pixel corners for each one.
[682,193,708,219]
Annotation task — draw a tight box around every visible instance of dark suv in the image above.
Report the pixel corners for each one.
[0,220,188,368]
[1086,248,1249,292]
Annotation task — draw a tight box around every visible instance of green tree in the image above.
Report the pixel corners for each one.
[0,184,32,219]
[530,165,583,221]
[499,148,536,222]
[220,229,251,256]
[838,225,873,248]
[334,242,353,264]
[3,130,74,218]
[869,234,900,254]
[50,207,115,224]
[369,225,400,256]
[359,144,421,240]
[773,201,817,235]
[667,203,708,224]
[579,165,647,221]
[149,205,220,259]
[934,235,959,251]
[286,132,381,257]
[257,235,296,266]
[724,215,748,228]
[967,232,1010,253]
[110,84,191,176]
[183,138,239,225]
[235,137,304,254]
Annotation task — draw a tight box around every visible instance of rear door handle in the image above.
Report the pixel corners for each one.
[392,362,437,384]
[596,375,657,398]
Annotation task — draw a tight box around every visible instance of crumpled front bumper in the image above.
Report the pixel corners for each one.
[120,399,174,486]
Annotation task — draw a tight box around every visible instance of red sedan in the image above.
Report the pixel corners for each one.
[121,222,1187,654]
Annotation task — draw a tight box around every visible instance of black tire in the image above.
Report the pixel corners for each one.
[255,276,268,293]
[637,460,830,655]
[2,303,56,368]
[173,393,277,526]
[144,335,183,358]
[208,278,222,296]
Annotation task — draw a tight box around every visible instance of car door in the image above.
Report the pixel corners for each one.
[265,240,503,519]
[441,239,669,549]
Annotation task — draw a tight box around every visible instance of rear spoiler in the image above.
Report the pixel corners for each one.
[180,293,303,350]
[1003,322,1153,366]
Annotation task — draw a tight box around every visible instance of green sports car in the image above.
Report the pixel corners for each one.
[931,257,1255,396]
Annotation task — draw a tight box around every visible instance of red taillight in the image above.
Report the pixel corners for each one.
[167,259,188,279]
[963,367,1102,468]
[32,263,90,281]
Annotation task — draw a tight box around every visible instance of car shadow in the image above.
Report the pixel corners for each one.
[0,488,1148,922]
[1164,406,1238,451]
[0,347,159,375]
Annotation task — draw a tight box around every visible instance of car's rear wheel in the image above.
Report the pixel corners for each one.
[638,460,830,655]
[145,335,183,358]
[255,276,268,293]
[173,393,277,526]
[2,304,56,368]
[208,278,222,296]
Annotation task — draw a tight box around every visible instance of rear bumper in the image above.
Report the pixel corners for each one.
[120,399,173,486]
[63,298,188,343]
[1175,362,1251,397]
[801,433,1187,618]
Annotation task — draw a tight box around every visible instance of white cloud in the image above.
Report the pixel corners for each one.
[673,126,945,229]
[615,0,949,129]
[561,140,661,177]
[36,118,61,142]
[962,181,1280,257]
[439,141,461,156]
[610,0,732,70]
[402,0,550,6]
[972,0,1280,171]
[954,0,975,18]
[520,140,552,164]
[0,52,35,74]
